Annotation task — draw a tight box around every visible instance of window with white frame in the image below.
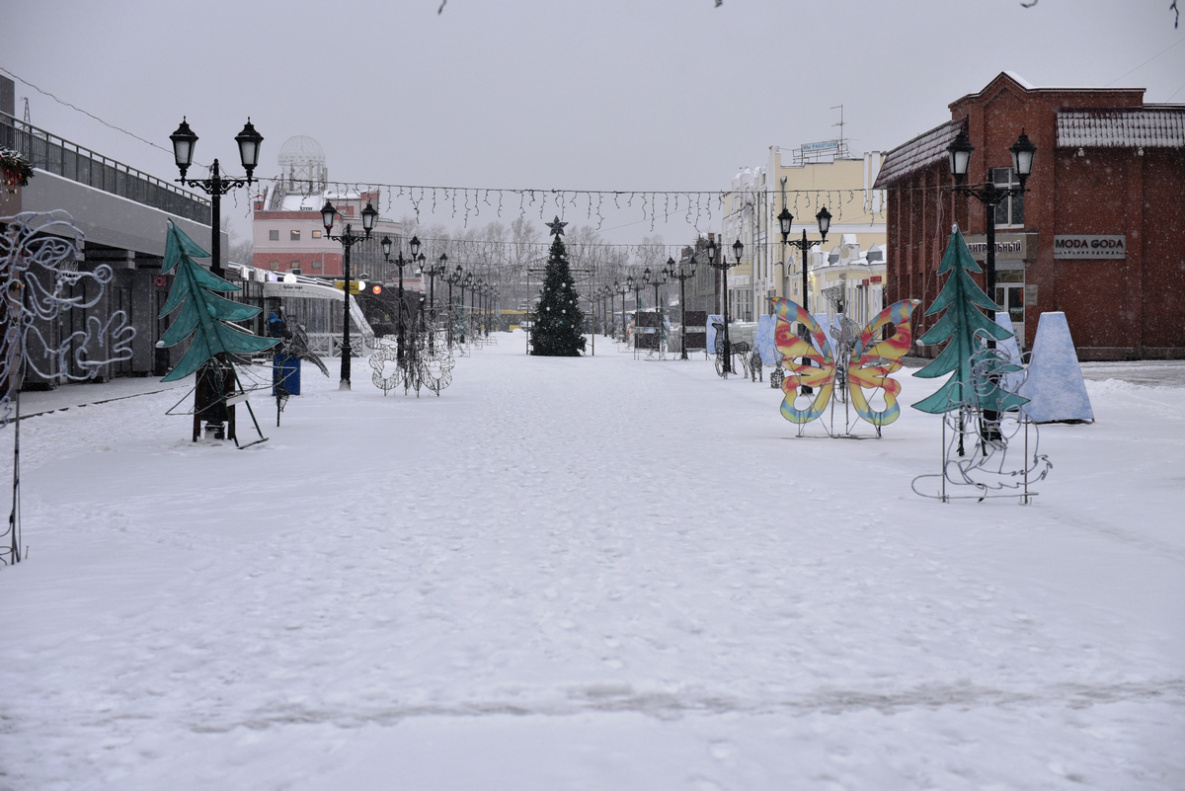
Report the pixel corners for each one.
[992,167,1024,227]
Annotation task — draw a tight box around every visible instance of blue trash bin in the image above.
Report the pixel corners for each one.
[273,355,301,396]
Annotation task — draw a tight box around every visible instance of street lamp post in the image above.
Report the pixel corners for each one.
[599,285,613,337]
[321,199,378,390]
[380,234,422,367]
[614,280,629,341]
[474,282,485,335]
[947,128,1037,438]
[649,267,668,354]
[169,117,263,439]
[466,274,477,318]
[947,129,1036,325]
[169,117,263,278]
[777,207,831,393]
[423,253,448,321]
[460,272,474,342]
[665,256,697,360]
[627,271,648,349]
[445,264,463,348]
[705,238,744,374]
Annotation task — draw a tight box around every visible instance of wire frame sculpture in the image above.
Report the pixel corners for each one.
[2,211,136,566]
[911,335,1052,503]
[368,322,454,398]
[772,298,919,438]
[369,336,402,395]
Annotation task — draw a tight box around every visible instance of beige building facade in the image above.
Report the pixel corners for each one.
[720,143,887,324]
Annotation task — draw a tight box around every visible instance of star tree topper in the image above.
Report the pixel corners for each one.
[546,215,567,237]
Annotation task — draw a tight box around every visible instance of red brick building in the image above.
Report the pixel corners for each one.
[875,72,1185,360]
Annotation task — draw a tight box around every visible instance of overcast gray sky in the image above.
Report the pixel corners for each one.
[3,0,1182,245]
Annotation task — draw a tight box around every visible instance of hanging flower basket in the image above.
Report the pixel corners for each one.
[1,148,35,194]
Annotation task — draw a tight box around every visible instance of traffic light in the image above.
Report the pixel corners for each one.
[372,284,383,295]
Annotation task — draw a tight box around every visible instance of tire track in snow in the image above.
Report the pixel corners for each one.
[175,677,1185,732]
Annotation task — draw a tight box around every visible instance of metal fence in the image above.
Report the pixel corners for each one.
[1,112,210,224]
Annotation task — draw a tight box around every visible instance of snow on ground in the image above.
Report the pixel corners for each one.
[1,333,1183,791]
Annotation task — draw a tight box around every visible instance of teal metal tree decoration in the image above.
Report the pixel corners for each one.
[158,221,277,381]
[912,225,1026,415]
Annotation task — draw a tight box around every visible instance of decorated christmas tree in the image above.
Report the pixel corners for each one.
[912,225,1025,415]
[530,216,586,356]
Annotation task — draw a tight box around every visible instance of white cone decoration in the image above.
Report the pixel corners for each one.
[994,311,1025,396]
[756,314,778,365]
[1018,311,1095,423]
[706,315,723,353]
[812,313,833,352]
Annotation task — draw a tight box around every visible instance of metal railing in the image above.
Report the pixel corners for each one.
[1,112,211,224]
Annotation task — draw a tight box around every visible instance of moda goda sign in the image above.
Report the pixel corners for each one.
[1053,235,1126,259]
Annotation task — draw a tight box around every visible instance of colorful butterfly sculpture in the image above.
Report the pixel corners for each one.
[772,298,920,428]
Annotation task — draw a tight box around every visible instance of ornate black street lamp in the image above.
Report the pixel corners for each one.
[705,238,744,374]
[778,206,831,315]
[614,279,629,341]
[481,283,494,336]
[598,285,613,337]
[321,198,378,390]
[422,253,448,320]
[170,117,262,278]
[777,206,831,393]
[947,129,1036,315]
[947,128,1036,438]
[460,272,474,342]
[648,267,668,353]
[665,256,697,360]
[444,264,463,348]
[380,234,422,366]
[626,271,649,348]
[168,117,263,439]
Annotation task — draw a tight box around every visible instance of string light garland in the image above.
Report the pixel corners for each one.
[250,176,888,235]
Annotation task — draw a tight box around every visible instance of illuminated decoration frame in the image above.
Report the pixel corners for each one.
[368,321,454,398]
[908,227,1052,503]
[910,336,1052,503]
[2,211,136,566]
[771,297,919,438]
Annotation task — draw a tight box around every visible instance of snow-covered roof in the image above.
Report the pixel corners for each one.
[276,188,362,212]
[279,193,324,212]
[1003,71,1036,90]
[1057,107,1185,148]
[873,118,965,188]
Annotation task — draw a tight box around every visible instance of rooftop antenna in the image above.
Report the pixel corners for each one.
[832,104,849,158]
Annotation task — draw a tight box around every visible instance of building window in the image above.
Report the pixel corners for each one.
[269,261,279,270]
[312,230,322,239]
[311,259,322,270]
[290,230,301,241]
[992,167,1024,227]
[291,261,300,270]
[268,230,279,241]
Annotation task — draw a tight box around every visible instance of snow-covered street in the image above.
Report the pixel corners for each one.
[2,335,1183,790]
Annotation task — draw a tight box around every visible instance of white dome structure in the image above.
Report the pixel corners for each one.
[275,135,328,197]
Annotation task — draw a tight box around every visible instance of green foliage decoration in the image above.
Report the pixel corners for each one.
[912,226,1027,414]
[158,222,277,382]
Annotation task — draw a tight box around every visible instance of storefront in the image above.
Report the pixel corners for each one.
[875,72,1185,360]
